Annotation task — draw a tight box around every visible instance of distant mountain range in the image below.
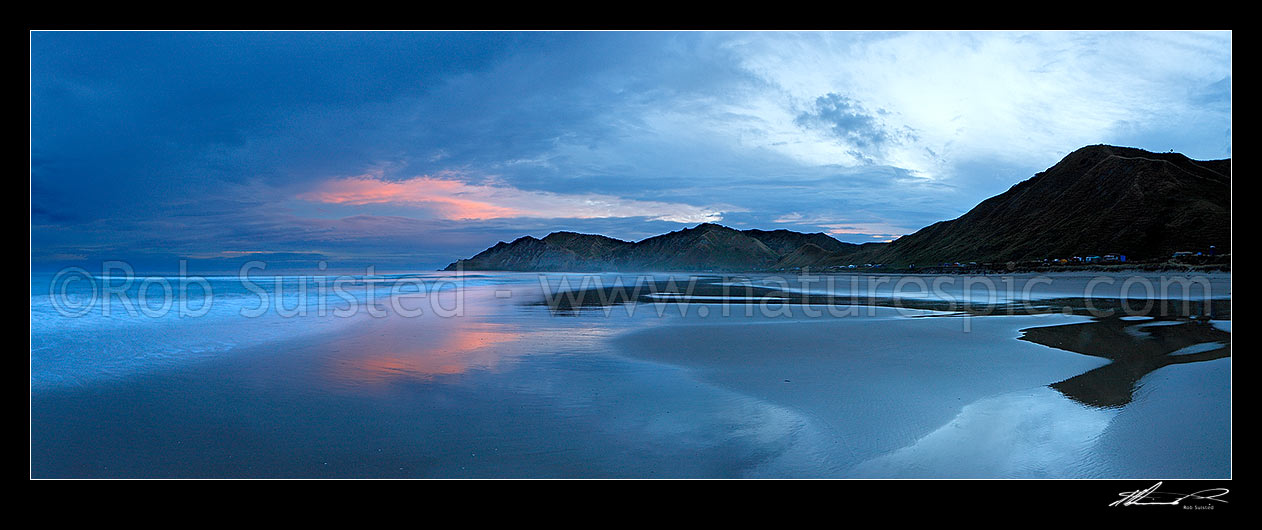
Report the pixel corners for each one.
[444,145,1230,272]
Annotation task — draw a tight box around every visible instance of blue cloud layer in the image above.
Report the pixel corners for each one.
[31,31,1232,271]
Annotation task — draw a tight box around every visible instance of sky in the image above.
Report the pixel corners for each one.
[30,31,1232,272]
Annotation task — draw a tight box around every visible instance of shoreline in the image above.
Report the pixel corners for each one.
[448,264,1232,275]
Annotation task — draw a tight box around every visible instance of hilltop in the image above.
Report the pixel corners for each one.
[444,223,862,272]
[837,145,1230,267]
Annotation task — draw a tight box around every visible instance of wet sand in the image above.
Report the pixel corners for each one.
[31,273,1231,478]
[612,309,1230,478]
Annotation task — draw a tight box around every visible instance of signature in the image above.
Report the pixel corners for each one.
[1110,482,1229,507]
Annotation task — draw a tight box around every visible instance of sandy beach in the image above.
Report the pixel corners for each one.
[30,272,1231,478]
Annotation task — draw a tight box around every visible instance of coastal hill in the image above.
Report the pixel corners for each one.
[444,223,866,272]
[444,145,1230,272]
[837,145,1231,267]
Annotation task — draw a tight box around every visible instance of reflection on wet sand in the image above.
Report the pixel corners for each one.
[327,322,524,386]
[849,386,1115,478]
[850,313,1230,477]
[1019,316,1230,408]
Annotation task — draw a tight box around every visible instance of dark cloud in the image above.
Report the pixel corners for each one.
[794,93,915,159]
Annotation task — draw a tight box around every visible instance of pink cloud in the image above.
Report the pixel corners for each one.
[299,174,731,223]
[298,176,525,220]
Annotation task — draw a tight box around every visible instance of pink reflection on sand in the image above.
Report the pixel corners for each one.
[328,321,524,386]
